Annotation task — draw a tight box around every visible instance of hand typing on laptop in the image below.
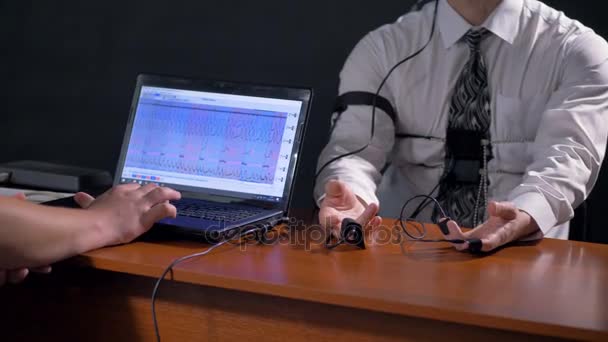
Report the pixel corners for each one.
[0,183,180,285]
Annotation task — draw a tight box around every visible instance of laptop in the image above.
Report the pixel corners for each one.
[113,74,311,239]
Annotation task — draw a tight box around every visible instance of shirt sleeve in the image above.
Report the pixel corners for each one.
[314,31,397,206]
[508,31,608,233]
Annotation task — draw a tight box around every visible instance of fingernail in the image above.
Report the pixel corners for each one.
[9,269,29,283]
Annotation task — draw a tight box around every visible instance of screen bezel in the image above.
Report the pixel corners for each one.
[114,74,312,211]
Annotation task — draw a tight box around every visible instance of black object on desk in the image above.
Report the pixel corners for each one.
[0,160,112,193]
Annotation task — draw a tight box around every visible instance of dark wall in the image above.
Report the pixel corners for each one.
[1,1,607,242]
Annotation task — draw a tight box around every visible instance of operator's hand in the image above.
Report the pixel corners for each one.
[0,193,52,286]
[0,266,52,286]
[442,201,542,253]
[74,183,181,245]
[318,180,382,238]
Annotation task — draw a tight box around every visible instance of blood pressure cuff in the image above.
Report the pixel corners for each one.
[333,92,491,184]
[334,92,397,122]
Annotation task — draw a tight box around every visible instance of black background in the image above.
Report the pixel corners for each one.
[0,1,607,242]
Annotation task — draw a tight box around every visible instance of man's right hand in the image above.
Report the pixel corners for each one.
[73,183,181,246]
[318,180,382,238]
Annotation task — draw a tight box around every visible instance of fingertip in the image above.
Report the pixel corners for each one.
[145,187,181,206]
[447,220,460,231]
[487,201,497,216]
[170,188,182,200]
[141,202,176,229]
[13,193,27,201]
[74,192,95,209]
[445,220,467,239]
[370,216,382,228]
[157,202,174,217]
[161,187,180,199]
[8,268,29,284]
[366,202,379,214]
[167,203,177,219]
[35,266,53,274]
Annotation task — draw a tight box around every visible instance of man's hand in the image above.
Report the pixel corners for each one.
[318,180,382,238]
[73,183,181,245]
[442,201,542,253]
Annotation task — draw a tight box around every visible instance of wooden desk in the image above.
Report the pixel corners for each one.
[1,220,607,341]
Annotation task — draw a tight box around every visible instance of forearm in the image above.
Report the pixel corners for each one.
[509,32,608,231]
[0,197,109,269]
[315,102,395,204]
[315,31,396,204]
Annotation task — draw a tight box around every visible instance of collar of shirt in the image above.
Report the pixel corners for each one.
[438,0,524,48]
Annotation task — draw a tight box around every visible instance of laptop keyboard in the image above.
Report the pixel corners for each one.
[173,201,264,223]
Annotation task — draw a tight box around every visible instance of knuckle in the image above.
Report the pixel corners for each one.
[153,186,167,195]
[145,183,158,191]
[144,187,162,201]
[115,184,129,191]
[150,187,163,196]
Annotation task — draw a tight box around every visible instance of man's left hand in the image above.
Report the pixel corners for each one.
[442,201,542,253]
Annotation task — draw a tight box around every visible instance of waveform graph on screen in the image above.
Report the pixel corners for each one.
[124,102,288,184]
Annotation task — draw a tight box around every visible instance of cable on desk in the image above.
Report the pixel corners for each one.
[151,225,274,342]
[397,195,468,244]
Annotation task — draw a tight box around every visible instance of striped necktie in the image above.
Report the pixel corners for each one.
[436,28,492,228]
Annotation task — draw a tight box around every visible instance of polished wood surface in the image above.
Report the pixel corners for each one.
[59,219,608,340]
[0,267,564,341]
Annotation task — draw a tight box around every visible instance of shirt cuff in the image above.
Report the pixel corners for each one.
[347,181,379,206]
[509,191,559,234]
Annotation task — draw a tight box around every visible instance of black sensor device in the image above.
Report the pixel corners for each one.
[325,218,366,250]
[438,217,483,254]
[341,218,366,249]
[467,239,483,254]
[438,218,451,235]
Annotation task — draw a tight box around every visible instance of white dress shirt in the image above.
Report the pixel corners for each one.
[315,0,608,239]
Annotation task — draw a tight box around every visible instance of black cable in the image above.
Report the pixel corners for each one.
[408,157,455,219]
[151,226,270,342]
[397,194,467,244]
[325,237,345,250]
[311,0,482,252]
[313,0,440,202]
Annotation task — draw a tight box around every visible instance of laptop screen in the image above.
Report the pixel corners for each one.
[118,85,304,203]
